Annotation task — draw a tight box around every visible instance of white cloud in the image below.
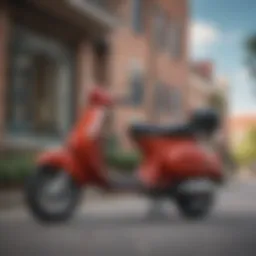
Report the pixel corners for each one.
[234,68,249,82]
[230,68,256,115]
[190,21,221,47]
[190,21,222,57]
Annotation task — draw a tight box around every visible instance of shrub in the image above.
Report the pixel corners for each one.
[105,150,141,172]
[0,147,141,186]
[233,126,256,168]
[103,133,141,172]
[0,155,35,186]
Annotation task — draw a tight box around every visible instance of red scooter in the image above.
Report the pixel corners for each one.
[25,88,224,222]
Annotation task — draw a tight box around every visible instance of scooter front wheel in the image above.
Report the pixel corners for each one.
[25,166,81,223]
[175,179,216,220]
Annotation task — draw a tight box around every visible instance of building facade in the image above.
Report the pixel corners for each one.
[0,0,189,151]
[189,61,231,159]
[189,61,217,111]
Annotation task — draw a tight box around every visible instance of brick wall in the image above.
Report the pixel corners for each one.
[109,0,189,149]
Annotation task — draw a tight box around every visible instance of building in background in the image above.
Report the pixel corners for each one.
[0,0,189,151]
[189,61,229,119]
[189,61,230,150]
[189,61,217,111]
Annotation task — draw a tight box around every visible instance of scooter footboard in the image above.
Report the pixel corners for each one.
[108,170,143,192]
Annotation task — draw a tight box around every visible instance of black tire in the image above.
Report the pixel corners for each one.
[25,166,81,223]
[175,192,214,220]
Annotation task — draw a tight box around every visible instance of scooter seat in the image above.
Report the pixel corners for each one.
[129,123,193,137]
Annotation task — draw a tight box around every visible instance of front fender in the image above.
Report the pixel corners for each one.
[37,148,86,185]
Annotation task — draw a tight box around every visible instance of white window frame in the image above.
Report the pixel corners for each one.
[5,26,74,147]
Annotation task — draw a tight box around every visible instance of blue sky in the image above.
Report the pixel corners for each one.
[191,0,256,115]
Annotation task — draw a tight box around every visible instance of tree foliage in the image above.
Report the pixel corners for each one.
[233,126,256,167]
[209,91,226,117]
[246,35,256,80]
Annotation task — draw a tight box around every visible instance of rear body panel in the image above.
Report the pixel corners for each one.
[135,136,223,188]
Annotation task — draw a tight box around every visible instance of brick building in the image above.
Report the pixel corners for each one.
[0,0,189,150]
[189,61,216,111]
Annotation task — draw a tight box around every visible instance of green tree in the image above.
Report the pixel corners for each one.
[246,35,256,80]
[234,126,256,167]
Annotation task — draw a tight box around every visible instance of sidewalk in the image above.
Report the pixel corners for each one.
[235,168,256,181]
[0,187,138,211]
[0,189,24,210]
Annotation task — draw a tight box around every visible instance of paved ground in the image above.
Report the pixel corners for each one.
[1,181,256,256]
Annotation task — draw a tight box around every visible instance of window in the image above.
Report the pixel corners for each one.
[169,22,183,58]
[129,70,144,106]
[7,27,74,138]
[153,7,166,50]
[132,0,143,33]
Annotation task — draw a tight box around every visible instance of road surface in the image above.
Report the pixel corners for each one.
[1,181,256,256]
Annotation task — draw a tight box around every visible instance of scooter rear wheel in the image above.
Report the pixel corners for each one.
[175,192,214,220]
[25,166,81,223]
